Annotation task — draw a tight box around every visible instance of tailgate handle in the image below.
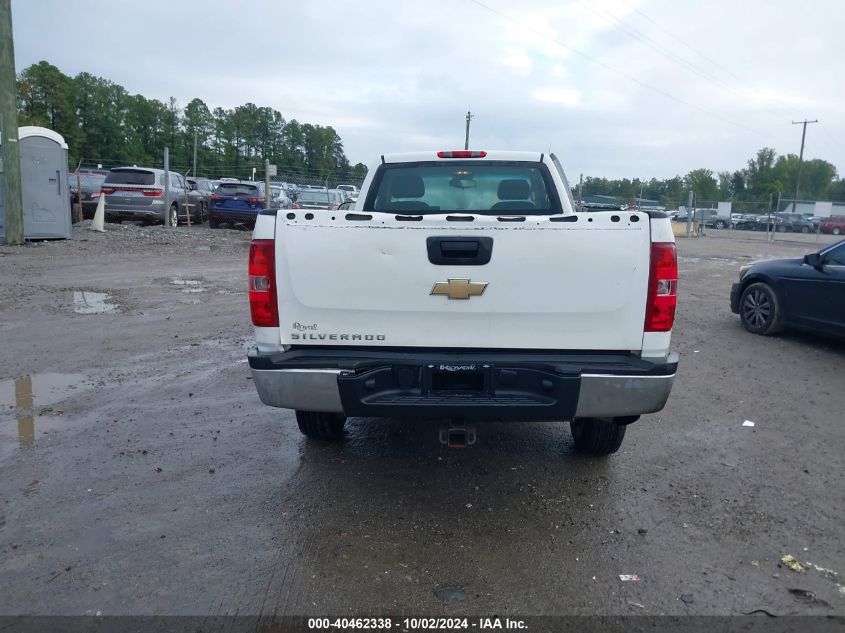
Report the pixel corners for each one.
[441,241,478,257]
[427,236,493,266]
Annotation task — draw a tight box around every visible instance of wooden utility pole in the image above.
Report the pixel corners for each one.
[790,119,818,214]
[0,0,24,245]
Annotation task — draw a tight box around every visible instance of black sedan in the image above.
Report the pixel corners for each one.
[730,240,845,338]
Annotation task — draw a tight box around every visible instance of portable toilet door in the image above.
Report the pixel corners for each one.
[18,126,72,239]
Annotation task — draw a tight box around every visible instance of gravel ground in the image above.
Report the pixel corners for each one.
[0,221,843,618]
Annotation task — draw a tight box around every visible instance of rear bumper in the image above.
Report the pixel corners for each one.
[105,200,165,222]
[248,347,678,420]
[209,209,258,224]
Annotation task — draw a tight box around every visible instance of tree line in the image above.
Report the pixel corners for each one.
[16,61,844,202]
[579,147,844,208]
[16,61,367,183]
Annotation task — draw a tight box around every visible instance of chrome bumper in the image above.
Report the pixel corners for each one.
[249,356,677,419]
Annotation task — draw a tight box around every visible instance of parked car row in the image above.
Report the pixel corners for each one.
[670,210,839,233]
[75,165,363,230]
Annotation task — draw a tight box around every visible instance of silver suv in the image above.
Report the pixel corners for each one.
[103,167,195,225]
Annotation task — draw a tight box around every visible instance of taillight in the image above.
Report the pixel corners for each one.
[644,242,678,332]
[292,202,301,209]
[142,188,163,197]
[248,239,278,327]
[247,197,264,205]
[211,193,224,201]
[437,150,487,158]
[101,187,115,195]
[90,192,101,198]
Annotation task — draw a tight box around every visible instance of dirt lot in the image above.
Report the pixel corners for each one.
[0,222,843,618]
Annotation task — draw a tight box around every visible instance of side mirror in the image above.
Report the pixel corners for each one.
[804,253,822,268]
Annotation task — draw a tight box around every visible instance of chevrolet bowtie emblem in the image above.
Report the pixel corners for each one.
[430,278,488,300]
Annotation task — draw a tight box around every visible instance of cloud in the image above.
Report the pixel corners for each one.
[532,87,582,107]
[10,0,845,179]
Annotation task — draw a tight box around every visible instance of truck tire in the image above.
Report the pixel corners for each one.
[570,417,626,455]
[295,410,346,441]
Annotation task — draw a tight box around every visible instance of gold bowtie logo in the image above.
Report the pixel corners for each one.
[430,278,488,300]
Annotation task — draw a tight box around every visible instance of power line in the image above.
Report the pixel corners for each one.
[573,0,738,92]
[617,0,749,85]
[466,0,767,138]
[571,0,801,115]
[614,0,844,168]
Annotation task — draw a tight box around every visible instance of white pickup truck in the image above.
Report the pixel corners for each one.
[247,150,678,455]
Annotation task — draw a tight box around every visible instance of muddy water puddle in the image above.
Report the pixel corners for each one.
[0,373,91,452]
[73,291,118,314]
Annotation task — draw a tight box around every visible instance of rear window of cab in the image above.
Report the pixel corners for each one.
[366,161,561,215]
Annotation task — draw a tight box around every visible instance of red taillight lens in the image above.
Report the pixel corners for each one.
[211,193,224,201]
[292,202,300,209]
[644,242,678,332]
[142,188,163,197]
[437,150,487,158]
[248,239,278,327]
[247,197,264,205]
[101,187,115,195]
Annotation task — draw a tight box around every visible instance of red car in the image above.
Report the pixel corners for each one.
[821,216,845,235]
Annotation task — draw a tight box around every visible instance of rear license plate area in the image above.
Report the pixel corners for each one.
[428,364,489,394]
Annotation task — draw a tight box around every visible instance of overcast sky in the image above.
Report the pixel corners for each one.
[11,0,845,179]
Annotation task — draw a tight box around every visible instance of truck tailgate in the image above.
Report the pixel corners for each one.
[275,211,651,351]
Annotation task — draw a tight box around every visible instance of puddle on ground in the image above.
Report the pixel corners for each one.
[73,291,118,314]
[0,373,89,450]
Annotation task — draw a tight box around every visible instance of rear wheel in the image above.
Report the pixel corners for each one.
[208,215,219,229]
[739,282,783,335]
[714,220,726,229]
[833,227,841,235]
[801,226,810,234]
[570,417,627,455]
[168,204,179,227]
[295,410,346,441]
